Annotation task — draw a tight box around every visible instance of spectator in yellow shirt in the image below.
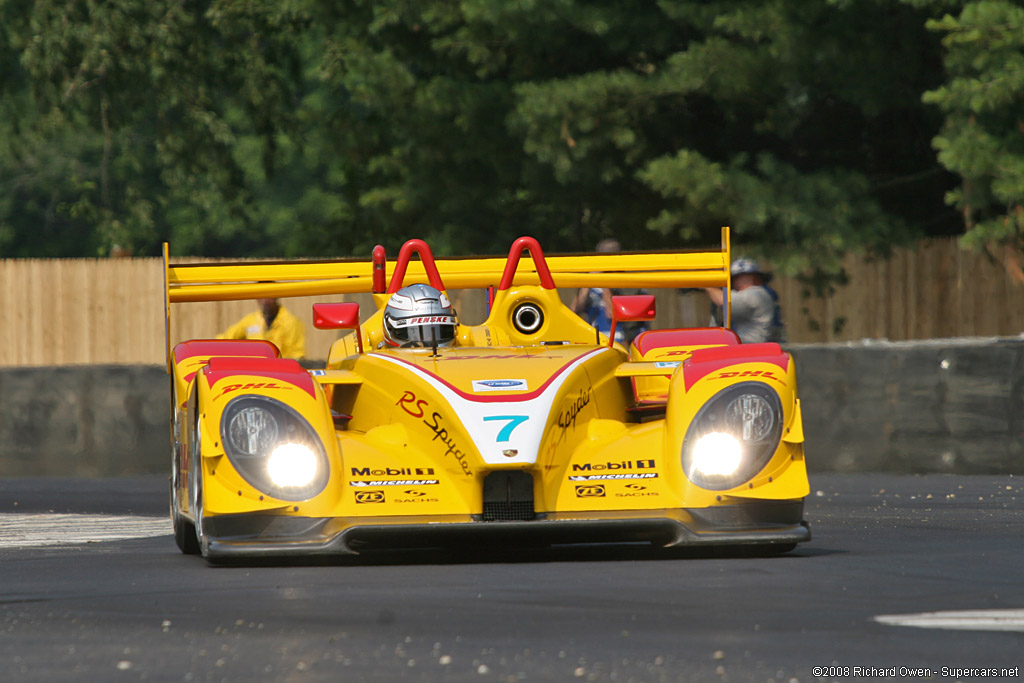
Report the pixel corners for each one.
[219,298,306,359]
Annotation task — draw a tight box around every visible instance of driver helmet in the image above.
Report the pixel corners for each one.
[383,284,458,347]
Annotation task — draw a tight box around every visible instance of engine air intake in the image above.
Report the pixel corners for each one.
[512,303,544,334]
[482,471,535,521]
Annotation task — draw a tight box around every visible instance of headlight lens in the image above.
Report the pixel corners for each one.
[267,443,320,488]
[689,432,742,477]
[682,382,783,490]
[228,406,280,455]
[221,395,329,501]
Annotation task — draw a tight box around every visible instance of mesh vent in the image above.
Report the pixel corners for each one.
[482,471,535,522]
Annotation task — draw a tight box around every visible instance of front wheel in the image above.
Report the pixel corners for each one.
[170,413,199,555]
[168,481,196,557]
[189,420,209,558]
[171,474,199,554]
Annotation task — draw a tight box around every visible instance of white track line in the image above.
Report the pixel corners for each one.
[0,513,171,549]
[875,609,1024,632]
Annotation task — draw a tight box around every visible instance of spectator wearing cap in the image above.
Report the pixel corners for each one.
[704,258,786,343]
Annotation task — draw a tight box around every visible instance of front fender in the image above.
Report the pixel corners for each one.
[663,343,807,500]
[194,357,343,517]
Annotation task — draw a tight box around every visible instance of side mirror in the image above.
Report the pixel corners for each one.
[609,295,656,347]
[313,302,363,353]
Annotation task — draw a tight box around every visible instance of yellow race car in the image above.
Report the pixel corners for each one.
[165,229,809,560]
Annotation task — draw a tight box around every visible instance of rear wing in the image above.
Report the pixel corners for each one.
[163,227,734,368]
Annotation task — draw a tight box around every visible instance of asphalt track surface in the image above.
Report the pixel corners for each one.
[0,474,1021,683]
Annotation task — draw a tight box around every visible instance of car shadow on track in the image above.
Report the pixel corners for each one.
[204,542,844,568]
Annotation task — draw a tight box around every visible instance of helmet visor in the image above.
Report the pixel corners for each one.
[387,314,457,346]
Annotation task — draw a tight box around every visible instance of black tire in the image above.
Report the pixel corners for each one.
[189,408,209,558]
[171,475,199,554]
[170,411,200,555]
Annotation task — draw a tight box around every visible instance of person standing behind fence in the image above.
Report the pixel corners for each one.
[570,237,649,345]
[219,297,307,359]
[704,258,786,343]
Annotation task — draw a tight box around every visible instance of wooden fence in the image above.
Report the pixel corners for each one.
[1,237,1022,367]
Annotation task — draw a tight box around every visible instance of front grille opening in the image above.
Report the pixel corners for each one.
[482,471,536,522]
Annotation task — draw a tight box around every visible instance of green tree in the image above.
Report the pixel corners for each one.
[917,0,1024,251]
[2,0,313,257]
[1,0,961,269]
[309,0,957,270]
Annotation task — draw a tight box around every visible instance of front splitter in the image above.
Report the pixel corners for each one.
[201,502,810,560]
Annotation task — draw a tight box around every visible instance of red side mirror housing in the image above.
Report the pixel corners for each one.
[608,295,656,347]
[611,294,656,322]
[313,302,363,353]
[313,302,361,329]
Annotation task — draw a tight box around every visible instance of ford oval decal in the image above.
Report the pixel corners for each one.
[472,379,528,392]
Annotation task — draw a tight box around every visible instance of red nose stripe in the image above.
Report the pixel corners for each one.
[203,357,315,398]
[683,343,789,391]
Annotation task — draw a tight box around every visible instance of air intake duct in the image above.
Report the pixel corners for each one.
[512,303,544,334]
[481,471,536,521]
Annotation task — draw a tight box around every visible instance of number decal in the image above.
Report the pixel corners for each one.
[483,415,530,442]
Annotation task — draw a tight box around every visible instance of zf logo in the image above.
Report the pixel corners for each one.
[575,485,605,498]
[355,491,385,504]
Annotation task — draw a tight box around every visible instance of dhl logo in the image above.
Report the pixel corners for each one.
[710,370,783,384]
[221,382,288,394]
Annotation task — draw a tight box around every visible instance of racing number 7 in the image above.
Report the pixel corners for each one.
[483,415,530,442]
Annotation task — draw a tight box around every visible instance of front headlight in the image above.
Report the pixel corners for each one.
[681,382,783,490]
[221,395,329,501]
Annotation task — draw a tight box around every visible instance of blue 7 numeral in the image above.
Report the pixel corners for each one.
[483,415,530,442]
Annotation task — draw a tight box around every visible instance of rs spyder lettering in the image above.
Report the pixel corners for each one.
[396,391,472,475]
[425,412,472,475]
[557,387,592,442]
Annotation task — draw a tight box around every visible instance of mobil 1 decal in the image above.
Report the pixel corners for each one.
[568,459,658,481]
[349,466,439,488]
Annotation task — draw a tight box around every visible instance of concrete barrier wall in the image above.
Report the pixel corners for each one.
[0,365,170,477]
[1,339,1021,476]
[789,338,1023,474]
